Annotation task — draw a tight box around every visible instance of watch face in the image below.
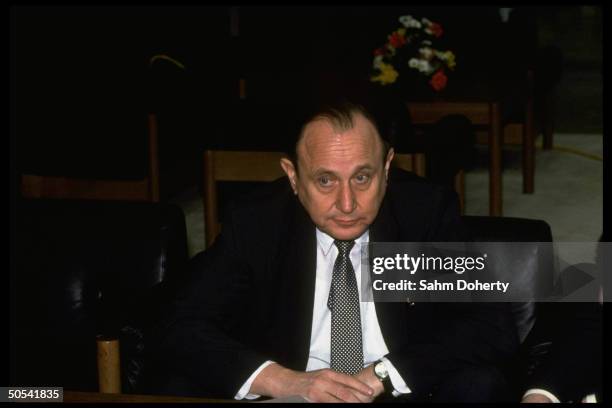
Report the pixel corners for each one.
[375,361,388,379]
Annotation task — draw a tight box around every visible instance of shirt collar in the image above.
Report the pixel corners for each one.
[316,228,369,256]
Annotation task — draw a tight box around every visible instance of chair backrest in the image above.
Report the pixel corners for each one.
[407,101,498,127]
[20,114,160,203]
[202,150,426,248]
[462,215,554,343]
[202,150,287,248]
[392,152,426,178]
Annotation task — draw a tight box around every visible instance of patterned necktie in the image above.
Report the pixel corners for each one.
[328,240,363,375]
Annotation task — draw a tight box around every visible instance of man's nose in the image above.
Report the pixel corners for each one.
[336,183,356,214]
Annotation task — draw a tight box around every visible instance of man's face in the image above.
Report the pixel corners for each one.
[281,113,394,241]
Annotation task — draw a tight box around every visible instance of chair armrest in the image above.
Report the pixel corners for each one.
[96,336,122,393]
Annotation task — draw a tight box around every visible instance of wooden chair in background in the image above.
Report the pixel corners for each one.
[202,150,286,247]
[202,150,427,247]
[19,113,161,394]
[392,152,426,179]
[406,68,537,217]
[476,70,536,195]
[20,114,160,203]
[406,100,504,216]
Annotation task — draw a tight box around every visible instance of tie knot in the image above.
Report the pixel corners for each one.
[334,240,355,256]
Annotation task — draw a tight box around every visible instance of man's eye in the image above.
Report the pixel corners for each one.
[355,174,370,184]
[318,176,332,186]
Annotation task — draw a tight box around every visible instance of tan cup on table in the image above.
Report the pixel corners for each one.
[96,336,121,393]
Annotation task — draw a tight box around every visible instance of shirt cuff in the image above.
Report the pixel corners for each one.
[379,357,411,397]
[583,393,597,403]
[523,388,561,403]
[234,360,275,400]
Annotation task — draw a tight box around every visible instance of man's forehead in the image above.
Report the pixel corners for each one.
[298,113,382,157]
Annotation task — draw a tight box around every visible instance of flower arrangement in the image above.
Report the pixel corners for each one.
[370,15,456,92]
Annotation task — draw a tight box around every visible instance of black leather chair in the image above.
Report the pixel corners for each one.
[462,215,555,400]
[11,191,558,399]
[12,198,189,392]
[463,215,554,342]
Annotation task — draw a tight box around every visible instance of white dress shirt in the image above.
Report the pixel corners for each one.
[523,388,561,403]
[235,229,411,400]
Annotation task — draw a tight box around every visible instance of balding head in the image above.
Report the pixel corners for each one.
[280,103,395,240]
[288,100,391,172]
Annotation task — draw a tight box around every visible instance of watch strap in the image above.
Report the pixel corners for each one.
[375,360,393,395]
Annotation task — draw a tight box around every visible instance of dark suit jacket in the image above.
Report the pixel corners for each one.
[149,172,518,398]
[525,301,603,402]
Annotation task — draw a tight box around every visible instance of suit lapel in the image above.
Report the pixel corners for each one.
[368,192,409,352]
[274,195,317,370]
[274,186,410,365]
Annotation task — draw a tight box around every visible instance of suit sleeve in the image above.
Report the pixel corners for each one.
[148,209,272,398]
[525,302,603,402]
[386,187,520,395]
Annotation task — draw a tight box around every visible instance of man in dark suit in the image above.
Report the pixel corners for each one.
[146,99,518,402]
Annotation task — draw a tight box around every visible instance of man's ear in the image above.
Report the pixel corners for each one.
[280,157,298,194]
[384,147,395,181]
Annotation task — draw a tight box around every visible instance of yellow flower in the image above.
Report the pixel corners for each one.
[446,51,456,70]
[370,62,399,85]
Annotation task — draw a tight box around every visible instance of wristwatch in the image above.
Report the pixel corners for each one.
[373,359,393,394]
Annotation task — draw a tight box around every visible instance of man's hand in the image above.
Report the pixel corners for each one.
[522,393,553,403]
[250,363,375,402]
[353,365,385,399]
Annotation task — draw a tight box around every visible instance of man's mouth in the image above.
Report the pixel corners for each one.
[333,218,359,227]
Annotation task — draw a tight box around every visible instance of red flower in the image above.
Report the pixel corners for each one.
[429,22,443,38]
[388,32,406,48]
[430,70,448,91]
[373,47,385,56]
